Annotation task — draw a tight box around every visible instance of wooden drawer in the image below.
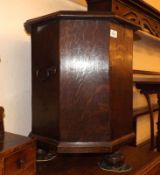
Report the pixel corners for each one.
[4,146,36,175]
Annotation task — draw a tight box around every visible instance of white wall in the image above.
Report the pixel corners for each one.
[0,0,86,136]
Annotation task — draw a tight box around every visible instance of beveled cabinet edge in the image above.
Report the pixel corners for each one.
[24,11,141,34]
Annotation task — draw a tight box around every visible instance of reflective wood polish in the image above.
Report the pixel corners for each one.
[25,12,139,153]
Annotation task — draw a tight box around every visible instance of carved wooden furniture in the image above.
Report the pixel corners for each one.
[134,75,160,151]
[25,11,139,154]
[87,0,160,38]
[24,0,160,157]
[24,0,160,173]
[0,132,36,175]
[87,0,160,150]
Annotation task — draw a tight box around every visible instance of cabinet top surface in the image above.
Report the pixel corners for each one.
[0,132,34,154]
[24,11,140,33]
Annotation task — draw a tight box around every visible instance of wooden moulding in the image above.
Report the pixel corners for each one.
[30,133,135,153]
[133,70,160,76]
[86,0,160,38]
[57,133,135,153]
[24,11,140,34]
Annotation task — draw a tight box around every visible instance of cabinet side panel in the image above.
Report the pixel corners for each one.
[59,20,110,142]
[109,22,133,139]
[31,21,59,140]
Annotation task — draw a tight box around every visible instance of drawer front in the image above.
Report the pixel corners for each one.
[4,146,36,175]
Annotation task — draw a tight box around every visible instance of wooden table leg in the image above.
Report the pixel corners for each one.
[157,93,160,152]
[144,93,155,150]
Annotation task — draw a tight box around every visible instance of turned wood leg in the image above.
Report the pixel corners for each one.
[157,93,160,152]
[144,93,155,150]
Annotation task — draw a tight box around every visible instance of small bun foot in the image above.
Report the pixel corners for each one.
[98,152,132,173]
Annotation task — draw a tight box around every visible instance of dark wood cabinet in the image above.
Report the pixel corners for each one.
[25,12,139,153]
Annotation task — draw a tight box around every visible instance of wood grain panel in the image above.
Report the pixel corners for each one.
[32,21,59,140]
[59,19,111,142]
[25,11,138,153]
[109,22,133,139]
